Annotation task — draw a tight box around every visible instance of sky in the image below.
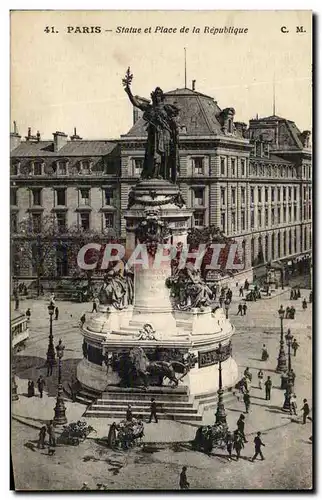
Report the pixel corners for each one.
[11,10,312,140]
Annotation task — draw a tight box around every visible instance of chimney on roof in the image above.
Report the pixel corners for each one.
[70,127,82,141]
[25,127,38,143]
[10,121,21,151]
[36,131,41,142]
[26,127,31,141]
[192,80,196,91]
[53,131,68,152]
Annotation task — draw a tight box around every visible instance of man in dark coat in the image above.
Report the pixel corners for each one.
[179,466,189,489]
[54,307,59,320]
[233,429,244,460]
[301,399,310,424]
[265,376,272,400]
[243,392,250,413]
[242,303,247,316]
[292,338,299,357]
[47,420,56,447]
[237,303,243,316]
[37,376,45,398]
[237,414,248,442]
[251,431,265,461]
[148,398,158,423]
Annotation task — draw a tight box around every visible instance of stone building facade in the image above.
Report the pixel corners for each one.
[10,87,312,281]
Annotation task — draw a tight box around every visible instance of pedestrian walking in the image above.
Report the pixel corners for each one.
[291,338,299,357]
[237,303,243,316]
[126,404,133,422]
[242,303,247,316]
[297,288,301,299]
[179,466,190,490]
[244,279,249,291]
[290,393,298,416]
[243,392,250,413]
[290,289,294,300]
[37,425,47,449]
[37,376,46,398]
[27,380,35,397]
[148,398,158,423]
[258,369,264,389]
[92,300,97,313]
[264,376,272,400]
[239,286,244,297]
[237,414,247,442]
[233,429,244,460]
[47,420,56,447]
[251,431,265,461]
[261,344,269,361]
[226,431,234,460]
[26,308,31,321]
[80,313,86,326]
[302,298,307,310]
[54,307,59,320]
[301,399,310,424]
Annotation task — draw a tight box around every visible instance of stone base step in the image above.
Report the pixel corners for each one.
[95,399,194,408]
[85,409,202,421]
[102,386,189,402]
[91,404,198,415]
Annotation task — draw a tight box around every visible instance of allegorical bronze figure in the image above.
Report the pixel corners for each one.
[123,67,180,183]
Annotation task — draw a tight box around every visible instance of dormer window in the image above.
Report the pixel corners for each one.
[33,161,43,176]
[78,160,92,175]
[11,161,20,176]
[57,160,68,175]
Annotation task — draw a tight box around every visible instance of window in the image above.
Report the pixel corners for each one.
[265,208,269,226]
[293,187,297,201]
[265,235,269,262]
[104,213,114,229]
[288,206,292,222]
[56,213,66,231]
[283,187,287,201]
[220,187,226,205]
[271,189,275,202]
[194,212,204,227]
[258,209,262,227]
[258,188,262,203]
[80,213,90,230]
[283,232,287,256]
[272,234,275,259]
[241,158,246,176]
[294,232,297,253]
[251,237,255,265]
[80,188,90,205]
[277,188,281,202]
[277,233,281,257]
[32,188,42,206]
[221,212,226,231]
[293,205,297,221]
[283,206,287,222]
[33,162,42,176]
[250,188,254,204]
[104,187,114,205]
[11,162,19,176]
[231,158,236,176]
[79,160,91,174]
[288,187,292,202]
[56,189,66,206]
[134,158,143,175]
[241,187,246,204]
[250,208,254,229]
[303,228,307,250]
[194,188,204,206]
[220,157,226,176]
[289,230,292,255]
[231,187,236,206]
[11,213,17,233]
[271,208,275,225]
[10,188,17,205]
[193,157,204,175]
[265,187,268,203]
[32,213,42,232]
[231,212,236,232]
[277,207,281,224]
[308,204,311,220]
[58,162,67,175]
[241,211,246,231]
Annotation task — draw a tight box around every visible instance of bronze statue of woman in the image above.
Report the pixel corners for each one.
[123,68,180,183]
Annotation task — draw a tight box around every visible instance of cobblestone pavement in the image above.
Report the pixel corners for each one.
[11,288,313,490]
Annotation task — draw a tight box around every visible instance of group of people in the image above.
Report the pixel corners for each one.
[225,414,266,462]
[37,420,56,450]
[236,303,248,316]
[290,287,301,300]
[126,398,158,424]
[27,375,46,398]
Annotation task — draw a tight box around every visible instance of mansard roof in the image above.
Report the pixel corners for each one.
[124,87,245,139]
[11,140,118,158]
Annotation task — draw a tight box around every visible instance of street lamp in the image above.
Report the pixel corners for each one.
[46,303,56,369]
[283,329,294,412]
[215,343,227,425]
[276,305,287,373]
[53,339,67,426]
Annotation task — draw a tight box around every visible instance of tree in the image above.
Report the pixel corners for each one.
[12,215,117,296]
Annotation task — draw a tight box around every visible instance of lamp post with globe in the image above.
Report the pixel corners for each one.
[46,303,56,371]
[215,343,227,425]
[283,329,294,411]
